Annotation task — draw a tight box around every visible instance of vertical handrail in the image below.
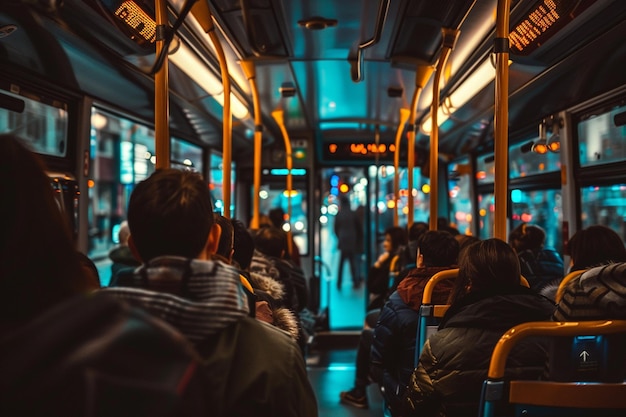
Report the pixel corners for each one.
[241,60,262,229]
[272,109,293,256]
[429,28,459,231]
[192,1,233,217]
[393,108,411,226]
[154,0,170,169]
[407,65,434,228]
[493,0,511,240]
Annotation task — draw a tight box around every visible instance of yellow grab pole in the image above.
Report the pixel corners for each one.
[154,0,170,169]
[407,65,434,229]
[429,28,459,231]
[192,1,233,217]
[393,108,411,226]
[241,60,262,229]
[494,0,511,240]
[272,110,293,256]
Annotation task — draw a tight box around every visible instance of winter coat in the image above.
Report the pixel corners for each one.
[370,267,455,414]
[517,248,564,292]
[0,292,209,417]
[553,262,626,321]
[103,256,318,417]
[404,286,555,417]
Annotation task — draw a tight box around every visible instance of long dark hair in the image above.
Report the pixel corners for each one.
[448,238,521,305]
[0,135,87,325]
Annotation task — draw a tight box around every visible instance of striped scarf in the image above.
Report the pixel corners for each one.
[102,256,249,346]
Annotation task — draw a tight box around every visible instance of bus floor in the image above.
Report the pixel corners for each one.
[307,332,384,416]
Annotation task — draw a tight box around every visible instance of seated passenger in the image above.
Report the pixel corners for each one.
[541,225,626,301]
[108,220,140,286]
[340,223,424,410]
[370,230,460,415]
[0,134,207,416]
[367,226,409,310]
[102,169,318,417]
[404,238,555,417]
[508,222,564,292]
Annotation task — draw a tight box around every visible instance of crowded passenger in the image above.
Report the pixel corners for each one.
[370,230,460,415]
[541,225,626,301]
[508,222,564,292]
[0,134,210,416]
[404,238,555,417]
[340,223,424,409]
[108,220,141,286]
[228,217,300,340]
[367,226,409,310]
[102,168,318,416]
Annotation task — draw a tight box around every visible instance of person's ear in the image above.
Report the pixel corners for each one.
[417,253,424,268]
[203,223,221,257]
[128,235,143,263]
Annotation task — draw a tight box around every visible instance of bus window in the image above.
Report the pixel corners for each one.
[0,87,68,157]
[581,184,626,242]
[511,189,563,254]
[478,193,495,240]
[509,136,561,178]
[209,152,235,216]
[578,103,626,167]
[448,158,473,236]
[171,138,203,172]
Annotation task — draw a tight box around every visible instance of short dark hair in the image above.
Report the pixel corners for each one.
[231,219,255,269]
[128,169,214,261]
[215,215,234,260]
[253,226,287,258]
[509,223,546,252]
[385,226,408,251]
[568,225,626,271]
[417,230,459,267]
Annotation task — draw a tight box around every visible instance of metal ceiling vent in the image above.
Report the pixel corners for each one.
[297,16,337,30]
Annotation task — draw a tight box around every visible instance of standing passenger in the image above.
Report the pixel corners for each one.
[404,239,554,417]
[334,194,363,289]
[103,169,318,417]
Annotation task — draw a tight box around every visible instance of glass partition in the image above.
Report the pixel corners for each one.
[578,103,626,167]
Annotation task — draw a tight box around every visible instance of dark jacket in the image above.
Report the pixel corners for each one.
[108,245,140,286]
[370,267,454,414]
[104,256,318,417]
[404,286,555,417]
[0,292,208,417]
[517,248,564,292]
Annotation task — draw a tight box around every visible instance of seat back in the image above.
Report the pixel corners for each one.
[479,320,626,417]
[415,269,457,365]
[555,269,586,303]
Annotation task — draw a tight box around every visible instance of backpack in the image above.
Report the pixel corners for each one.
[518,248,564,291]
[0,292,207,417]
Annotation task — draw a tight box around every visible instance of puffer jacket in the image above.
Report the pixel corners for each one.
[404,286,555,417]
[370,267,454,414]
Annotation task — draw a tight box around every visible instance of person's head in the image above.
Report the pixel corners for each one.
[214,215,234,262]
[568,225,626,271]
[268,207,285,229]
[508,223,546,253]
[383,226,408,253]
[449,238,521,304]
[127,169,218,262]
[117,220,131,246]
[455,234,480,252]
[417,230,459,267]
[231,219,255,270]
[0,134,88,324]
[253,226,287,258]
[408,221,429,242]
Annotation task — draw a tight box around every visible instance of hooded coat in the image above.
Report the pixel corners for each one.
[404,286,555,417]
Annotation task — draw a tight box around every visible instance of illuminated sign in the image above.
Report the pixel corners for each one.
[323,141,413,164]
[509,0,595,56]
